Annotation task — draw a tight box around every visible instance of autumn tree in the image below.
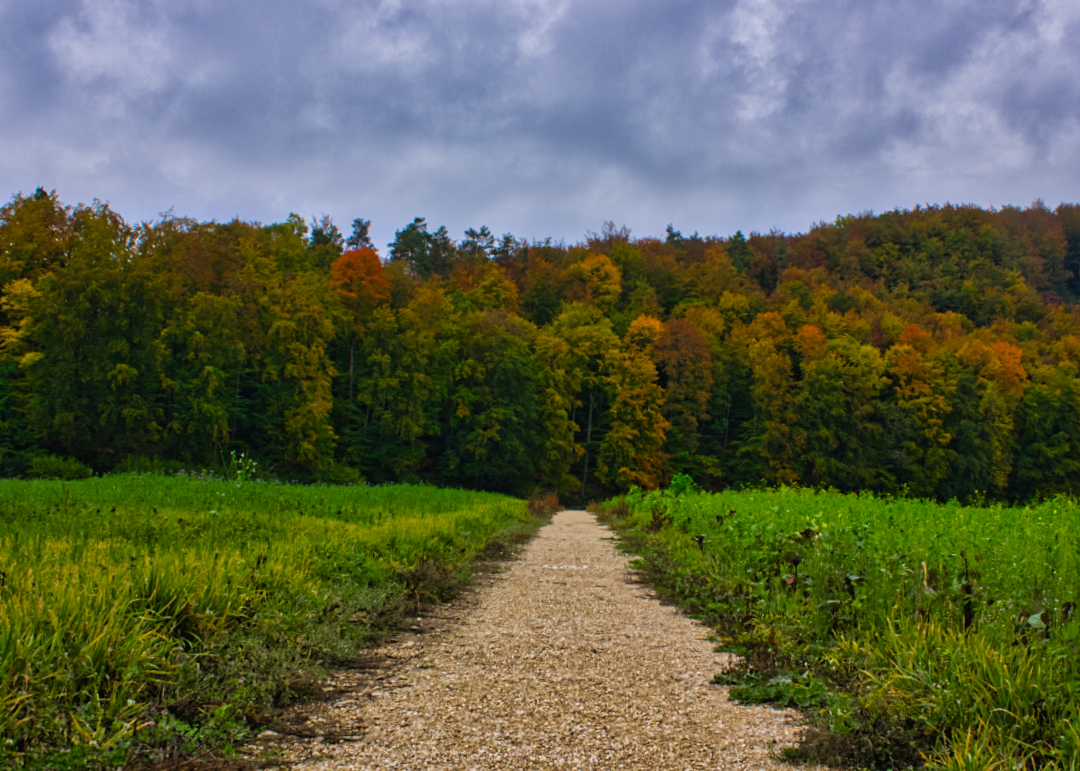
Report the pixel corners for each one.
[882,329,956,496]
[655,318,715,480]
[597,338,670,490]
[532,327,583,493]
[347,301,445,480]
[623,314,664,355]
[0,188,73,290]
[18,203,168,466]
[791,329,890,491]
[239,239,339,471]
[548,304,621,493]
[329,247,391,398]
[565,253,622,313]
[520,257,567,326]
[1057,203,1080,294]
[0,278,41,473]
[432,309,542,493]
[1011,363,1080,498]
[159,293,247,461]
[145,217,250,297]
[741,312,799,484]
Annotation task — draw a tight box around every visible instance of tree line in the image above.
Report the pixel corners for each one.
[2,188,1079,502]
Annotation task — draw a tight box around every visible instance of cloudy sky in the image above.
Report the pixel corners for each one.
[1,0,1078,249]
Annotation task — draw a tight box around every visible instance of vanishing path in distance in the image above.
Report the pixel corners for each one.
[267,510,811,770]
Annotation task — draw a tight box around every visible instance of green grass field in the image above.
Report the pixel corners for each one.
[601,482,1080,770]
[0,475,538,768]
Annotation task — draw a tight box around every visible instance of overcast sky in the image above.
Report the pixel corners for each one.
[2,0,1078,250]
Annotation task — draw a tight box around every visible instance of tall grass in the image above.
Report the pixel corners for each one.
[0,476,532,765]
[603,484,1080,769]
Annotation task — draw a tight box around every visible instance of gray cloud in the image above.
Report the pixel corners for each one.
[1,0,1077,248]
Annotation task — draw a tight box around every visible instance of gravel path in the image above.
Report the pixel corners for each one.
[256,510,811,770]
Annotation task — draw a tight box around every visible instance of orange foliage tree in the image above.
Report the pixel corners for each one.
[329,248,391,398]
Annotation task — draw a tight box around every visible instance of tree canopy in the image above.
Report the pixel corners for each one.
[2,192,1079,501]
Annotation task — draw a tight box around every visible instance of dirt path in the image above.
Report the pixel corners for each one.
[256,510,809,770]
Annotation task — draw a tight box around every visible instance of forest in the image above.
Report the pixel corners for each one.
[1,188,1079,503]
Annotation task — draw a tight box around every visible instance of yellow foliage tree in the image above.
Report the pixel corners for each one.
[566,253,622,313]
[597,347,670,490]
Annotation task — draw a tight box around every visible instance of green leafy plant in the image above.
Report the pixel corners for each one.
[226,450,257,486]
[668,472,699,497]
[602,483,1080,768]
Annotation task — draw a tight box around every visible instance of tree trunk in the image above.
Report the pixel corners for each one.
[349,336,355,401]
[723,401,731,450]
[581,389,595,492]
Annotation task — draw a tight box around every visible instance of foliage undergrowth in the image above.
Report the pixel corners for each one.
[598,478,1080,770]
[0,476,540,769]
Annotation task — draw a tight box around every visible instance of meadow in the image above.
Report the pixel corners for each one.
[601,482,1080,770]
[0,474,538,768]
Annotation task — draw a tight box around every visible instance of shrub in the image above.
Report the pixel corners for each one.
[26,455,92,480]
[319,462,365,485]
[527,490,560,518]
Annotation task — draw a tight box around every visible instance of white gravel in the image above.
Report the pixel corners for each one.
[251,510,815,770]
